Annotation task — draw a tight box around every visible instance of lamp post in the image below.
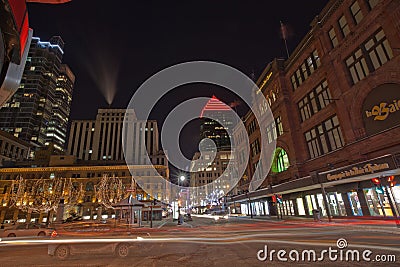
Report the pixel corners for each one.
[178,175,186,225]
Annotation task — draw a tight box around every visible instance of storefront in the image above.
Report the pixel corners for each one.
[318,155,400,218]
[238,197,270,216]
[230,154,400,219]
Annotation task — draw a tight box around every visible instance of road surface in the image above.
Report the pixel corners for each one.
[1,215,399,266]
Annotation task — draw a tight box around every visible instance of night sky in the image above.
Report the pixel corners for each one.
[27,1,329,173]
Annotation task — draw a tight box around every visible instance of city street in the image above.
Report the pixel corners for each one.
[1,0,400,266]
[1,216,399,266]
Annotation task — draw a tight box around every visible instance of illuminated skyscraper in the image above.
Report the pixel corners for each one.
[199,96,234,151]
[0,36,75,152]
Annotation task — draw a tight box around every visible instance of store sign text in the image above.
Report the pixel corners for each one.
[327,163,390,181]
[365,100,400,121]
[258,72,273,92]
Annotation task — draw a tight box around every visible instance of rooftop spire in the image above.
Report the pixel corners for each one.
[200,95,231,118]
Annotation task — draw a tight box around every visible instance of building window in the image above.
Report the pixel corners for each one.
[266,122,277,144]
[305,129,320,158]
[298,80,333,122]
[265,116,283,143]
[325,116,345,150]
[315,80,333,110]
[272,148,290,173]
[350,1,363,25]
[250,139,261,157]
[346,28,393,84]
[305,115,344,159]
[328,27,338,48]
[298,97,312,121]
[290,50,321,90]
[346,48,369,84]
[312,50,321,68]
[291,75,298,90]
[248,119,257,135]
[338,15,350,37]
[365,29,393,70]
[275,116,283,136]
[301,63,309,80]
[367,0,379,9]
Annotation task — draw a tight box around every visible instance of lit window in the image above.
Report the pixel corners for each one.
[350,1,363,25]
[345,28,393,84]
[304,115,344,159]
[272,148,290,173]
[367,0,379,9]
[328,27,338,48]
[338,15,350,37]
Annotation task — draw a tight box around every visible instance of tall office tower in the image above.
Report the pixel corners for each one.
[68,109,162,164]
[47,64,75,149]
[199,96,235,151]
[0,36,74,152]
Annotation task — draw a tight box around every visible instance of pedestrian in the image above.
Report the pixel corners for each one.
[312,209,321,222]
[318,207,322,222]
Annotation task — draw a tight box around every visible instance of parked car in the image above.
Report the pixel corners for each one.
[49,242,134,259]
[49,233,153,260]
[1,223,56,238]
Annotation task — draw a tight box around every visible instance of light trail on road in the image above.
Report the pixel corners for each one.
[2,233,400,252]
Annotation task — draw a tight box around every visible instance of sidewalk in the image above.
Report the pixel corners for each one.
[235,214,400,233]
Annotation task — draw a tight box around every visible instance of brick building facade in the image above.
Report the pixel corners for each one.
[230,0,400,219]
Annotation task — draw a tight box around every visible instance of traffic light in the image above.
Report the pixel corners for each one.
[371,178,384,194]
[387,176,397,187]
[276,194,283,204]
[371,178,380,185]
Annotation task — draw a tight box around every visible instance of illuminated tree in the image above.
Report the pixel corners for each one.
[8,176,85,214]
[95,174,126,209]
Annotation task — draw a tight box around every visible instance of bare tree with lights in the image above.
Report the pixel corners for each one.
[8,176,86,222]
[95,174,126,209]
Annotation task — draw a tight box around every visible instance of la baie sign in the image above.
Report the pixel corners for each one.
[362,83,400,135]
[365,99,400,121]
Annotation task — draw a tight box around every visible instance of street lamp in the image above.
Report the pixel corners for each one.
[179,175,186,186]
[177,175,186,225]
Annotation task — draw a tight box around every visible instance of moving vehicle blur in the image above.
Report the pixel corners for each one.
[0,223,56,237]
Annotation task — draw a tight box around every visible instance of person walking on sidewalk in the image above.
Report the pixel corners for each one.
[312,208,321,222]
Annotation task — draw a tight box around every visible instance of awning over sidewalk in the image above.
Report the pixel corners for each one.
[229,154,400,203]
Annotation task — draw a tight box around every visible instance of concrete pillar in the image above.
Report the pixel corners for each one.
[342,192,355,216]
[357,188,370,216]
[303,196,310,217]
